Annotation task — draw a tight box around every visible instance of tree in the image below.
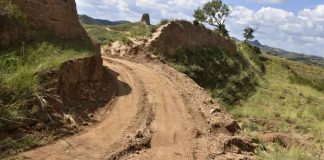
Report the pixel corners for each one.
[243,26,258,42]
[193,0,231,37]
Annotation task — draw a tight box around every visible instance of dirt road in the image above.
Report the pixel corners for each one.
[12,57,255,160]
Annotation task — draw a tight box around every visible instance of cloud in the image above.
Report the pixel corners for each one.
[248,0,287,4]
[228,5,324,56]
[75,0,207,23]
[75,0,324,57]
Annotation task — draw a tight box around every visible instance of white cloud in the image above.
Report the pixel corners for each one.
[228,5,324,56]
[299,5,324,22]
[248,0,287,4]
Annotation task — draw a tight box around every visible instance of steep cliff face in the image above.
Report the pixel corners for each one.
[12,0,86,39]
[0,0,88,48]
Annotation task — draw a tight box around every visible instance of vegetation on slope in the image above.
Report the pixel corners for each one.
[229,55,324,159]
[82,24,128,44]
[155,22,323,158]
[286,60,324,91]
[0,0,25,23]
[248,40,324,68]
[79,14,130,26]
[82,22,157,45]
[279,53,324,68]
[164,43,264,105]
[0,2,97,157]
[0,33,96,157]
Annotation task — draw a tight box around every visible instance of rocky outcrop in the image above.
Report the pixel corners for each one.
[12,0,87,39]
[141,13,150,25]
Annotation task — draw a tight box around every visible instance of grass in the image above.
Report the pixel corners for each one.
[285,59,324,91]
[229,55,324,158]
[0,0,26,23]
[82,24,128,44]
[160,35,323,158]
[164,43,264,105]
[267,51,324,68]
[107,22,156,36]
[82,22,157,45]
[0,36,96,126]
[258,143,313,160]
[0,32,96,157]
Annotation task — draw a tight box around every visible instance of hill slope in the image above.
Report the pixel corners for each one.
[82,22,156,44]
[79,15,130,26]
[248,40,324,68]
[101,20,324,159]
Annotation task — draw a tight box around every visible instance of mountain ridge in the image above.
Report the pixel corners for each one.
[79,14,130,26]
[247,39,324,68]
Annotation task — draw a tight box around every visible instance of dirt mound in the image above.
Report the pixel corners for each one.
[103,20,237,57]
[147,20,237,54]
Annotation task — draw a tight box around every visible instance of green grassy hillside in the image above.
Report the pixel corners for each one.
[165,42,324,159]
[82,22,156,45]
[78,15,130,26]
[280,53,324,68]
[165,43,264,105]
[230,55,324,159]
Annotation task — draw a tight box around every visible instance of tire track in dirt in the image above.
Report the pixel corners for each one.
[11,57,256,160]
[105,58,197,160]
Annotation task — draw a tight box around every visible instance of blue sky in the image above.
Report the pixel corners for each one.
[76,0,324,57]
[224,0,319,13]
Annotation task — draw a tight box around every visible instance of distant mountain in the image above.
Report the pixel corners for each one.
[79,15,130,26]
[248,40,324,68]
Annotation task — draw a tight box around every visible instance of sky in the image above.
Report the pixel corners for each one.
[75,0,324,57]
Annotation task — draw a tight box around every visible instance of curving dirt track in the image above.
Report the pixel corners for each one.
[11,57,255,160]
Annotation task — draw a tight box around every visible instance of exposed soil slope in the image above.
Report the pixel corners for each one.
[11,57,255,160]
[103,20,237,57]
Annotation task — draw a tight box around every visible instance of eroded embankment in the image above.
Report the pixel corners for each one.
[0,55,116,158]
